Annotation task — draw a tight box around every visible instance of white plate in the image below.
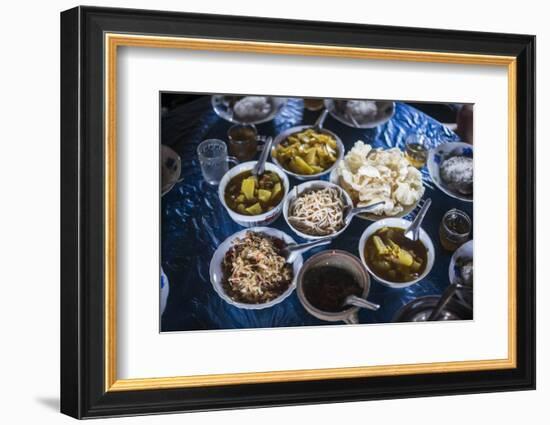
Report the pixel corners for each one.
[324,99,395,128]
[329,168,420,221]
[160,268,169,316]
[427,141,473,202]
[448,240,474,306]
[211,95,287,125]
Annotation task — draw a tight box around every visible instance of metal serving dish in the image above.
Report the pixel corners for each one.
[270,109,344,180]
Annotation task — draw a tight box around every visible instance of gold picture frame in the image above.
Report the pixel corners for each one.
[61,6,534,418]
[104,34,517,392]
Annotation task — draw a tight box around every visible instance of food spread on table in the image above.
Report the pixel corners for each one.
[161,95,474,330]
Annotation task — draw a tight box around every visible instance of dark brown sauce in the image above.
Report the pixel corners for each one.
[303,266,362,312]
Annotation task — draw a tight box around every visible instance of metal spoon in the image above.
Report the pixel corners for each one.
[281,238,332,264]
[313,108,329,131]
[251,136,273,177]
[344,294,380,311]
[427,282,463,321]
[404,198,432,241]
[343,201,386,225]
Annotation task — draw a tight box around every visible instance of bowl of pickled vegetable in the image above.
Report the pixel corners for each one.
[358,218,435,288]
[271,126,344,180]
[218,161,289,227]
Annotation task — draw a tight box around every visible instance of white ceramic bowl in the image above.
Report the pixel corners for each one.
[218,161,289,228]
[448,239,474,306]
[160,268,169,316]
[427,141,473,202]
[358,218,435,288]
[209,227,302,310]
[270,125,344,181]
[283,180,353,240]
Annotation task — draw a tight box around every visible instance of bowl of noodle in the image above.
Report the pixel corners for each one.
[283,181,354,240]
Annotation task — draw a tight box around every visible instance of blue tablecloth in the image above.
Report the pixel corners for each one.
[161,97,471,332]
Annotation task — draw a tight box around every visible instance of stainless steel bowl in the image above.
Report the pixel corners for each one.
[270,120,344,181]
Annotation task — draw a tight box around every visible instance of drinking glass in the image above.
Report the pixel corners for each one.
[197,139,237,185]
[303,98,325,111]
[405,132,429,168]
[227,124,258,162]
[439,209,472,251]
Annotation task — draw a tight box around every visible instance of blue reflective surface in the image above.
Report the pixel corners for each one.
[161,97,472,332]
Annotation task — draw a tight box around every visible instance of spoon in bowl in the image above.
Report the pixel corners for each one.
[342,201,386,225]
[251,136,273,177]
[404,198,432,241]
[343,294,380,311]
[281,238,332,264]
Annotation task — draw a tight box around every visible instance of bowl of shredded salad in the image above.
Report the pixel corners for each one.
[209,227,303,309]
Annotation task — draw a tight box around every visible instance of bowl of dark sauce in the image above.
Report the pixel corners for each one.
[297,250,376,324]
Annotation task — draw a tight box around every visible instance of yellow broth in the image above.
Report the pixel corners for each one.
[364,227,427,283]
[224,170,284,216]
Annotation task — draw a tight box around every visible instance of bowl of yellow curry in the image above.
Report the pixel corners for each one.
[218,161,289,227]
[271,113,344,180]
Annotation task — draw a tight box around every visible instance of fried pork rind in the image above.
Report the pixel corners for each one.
[337,141,424,216]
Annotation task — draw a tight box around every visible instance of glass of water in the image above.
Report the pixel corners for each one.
[197,139,238,185]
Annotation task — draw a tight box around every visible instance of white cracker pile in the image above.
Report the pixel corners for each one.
[337,141,424,216]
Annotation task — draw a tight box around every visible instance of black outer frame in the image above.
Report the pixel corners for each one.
[60,6,535,419]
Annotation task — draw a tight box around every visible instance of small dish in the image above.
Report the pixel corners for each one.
[209,227,302,310]
[392,296,472,322]
[427,141,473,202]
[211,95,287,125]
[218,161,289,227]
[448,240,474,307]
[358,218,435,288]
[160,268,169,316]
[324,99,395,128]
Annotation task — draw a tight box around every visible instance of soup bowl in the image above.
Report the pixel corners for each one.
[296,250,375,324]
[358,218,435,288]
[218,161,289,227]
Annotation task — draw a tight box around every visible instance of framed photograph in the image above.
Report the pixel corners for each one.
[60,6,535,419]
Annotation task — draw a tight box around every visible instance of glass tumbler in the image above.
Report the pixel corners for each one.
[227,124,258,162]
[405,132,429,169]
[197,139,238,185]
[439,209,472,251]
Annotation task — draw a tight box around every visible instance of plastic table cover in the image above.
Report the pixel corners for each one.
[160,97,472,332]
